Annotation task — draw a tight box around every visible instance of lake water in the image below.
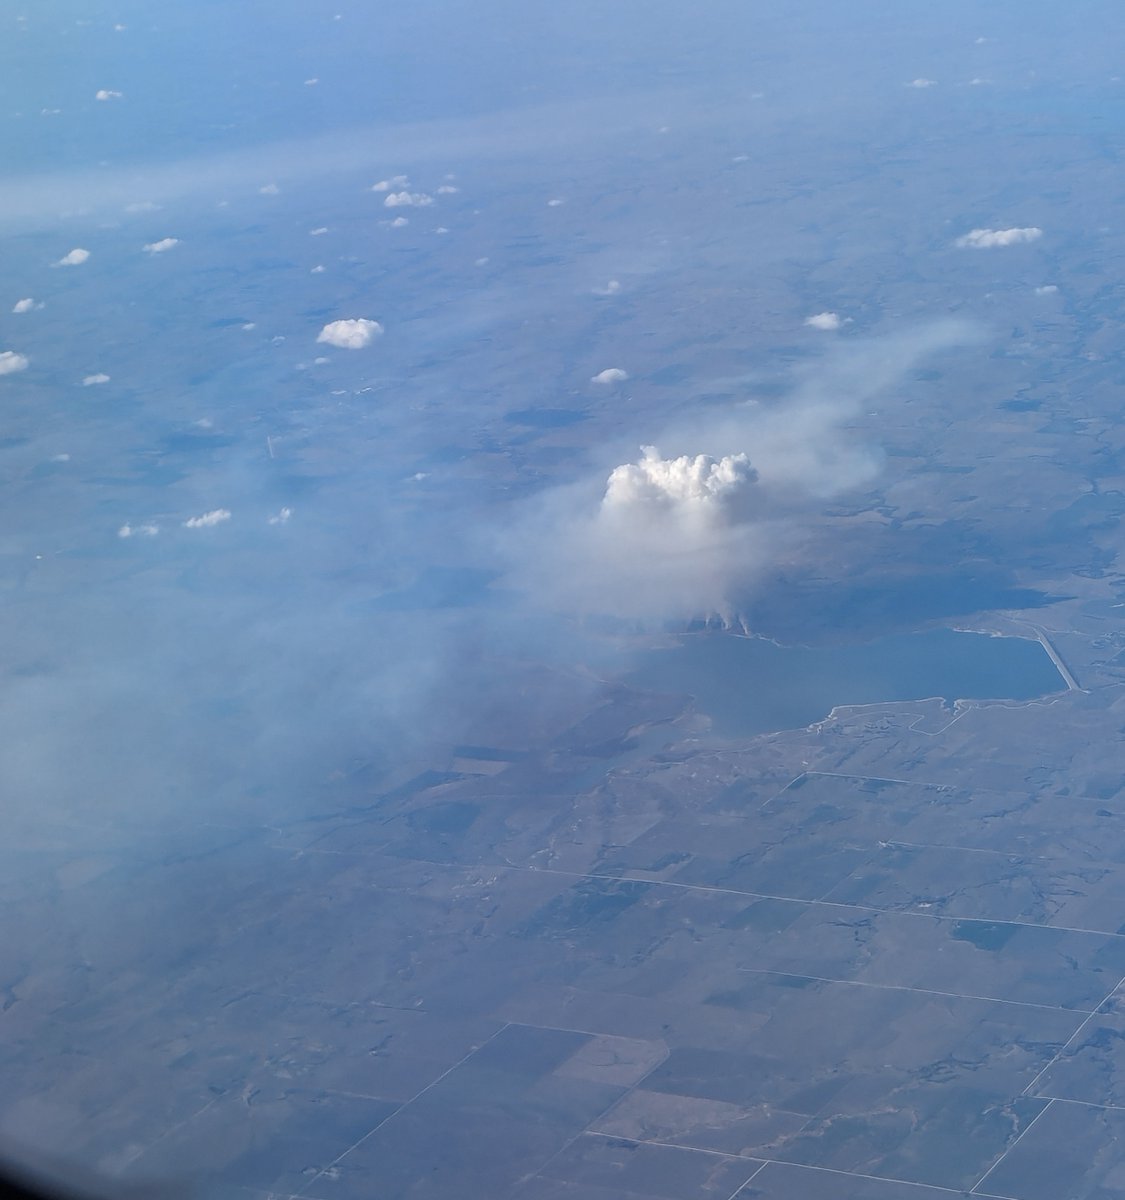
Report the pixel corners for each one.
[627,628,1067,737]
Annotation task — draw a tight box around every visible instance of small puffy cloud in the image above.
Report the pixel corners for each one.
[384,191,432,208]
[95,89,123,100]
[304,77,318,86]
[1035,284,1058,295]
[591,367,628,384]
[547,198,565,207]
[310,264,326,273]
[118,522,158,538]
[310,227,328,235]
[594,280,622,296]
[909,78,936,88]
[805,312,842,331]
[371,175,408,192]
[268,507,292,525]
[259,183,280,195]
[389,216,409,227]
[435,185,459,194]
[12,298,35,313]
[0,351,29,375]
[82,373,110,386]
[317,318,383,349]
[143,237,179,253]
[183,509,231,528]
[55,248,90,266]
[956,226,1042,248]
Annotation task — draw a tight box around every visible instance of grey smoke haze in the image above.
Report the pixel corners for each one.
[506,321,976,624]
[3,323,972,849]
[0,0,991,1028]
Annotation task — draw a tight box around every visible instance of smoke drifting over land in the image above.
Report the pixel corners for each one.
[508,322,974,624]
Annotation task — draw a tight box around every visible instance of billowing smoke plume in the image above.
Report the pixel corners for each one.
[603,446,758,523]
[507,322,973,625]
[512,440,797,624]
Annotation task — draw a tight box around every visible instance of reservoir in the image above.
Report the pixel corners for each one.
[627,628,1067,737]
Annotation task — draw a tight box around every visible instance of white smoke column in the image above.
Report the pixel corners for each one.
[602,446,757,527]
[595,447,763,619]
[513,446,767,624]
[507,321,976,625]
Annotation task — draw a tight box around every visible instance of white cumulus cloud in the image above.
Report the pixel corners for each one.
[1035,284,1058,295]
[371,176,409,192]
[12,299,35,313]
[55,248,90,266]
[82,373,110,386]
[95,89,123,101]
[118,522,158,538]
[0,351,29,375]
[317,318,383,349]
[805,312,842,331]
[259,183,280,195]
[268,507,292,525]
[143,237,179,253]
[183,509,231,529]
[909,78,936,88]
[591,367,628,384]
[956,226,1042,248]
[384,191,433,208]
